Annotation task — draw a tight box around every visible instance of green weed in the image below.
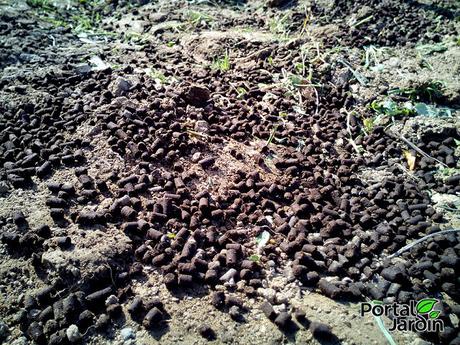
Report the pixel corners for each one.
[267,56,274,66]
[212,52,231,72]
[295,62,305,75]
[124,31,151,43]
[72,15,93,32]
[145,68,177,85]
[268,13,290,39]
[267,112,288,145]
[236,87,247,98]
[362,117,375,134]
[389,81,444,102]
[186,10,214,27]
[42,17,68,28]
[438,167,460,177]
[416,43,447,55]
[370,99,415,117]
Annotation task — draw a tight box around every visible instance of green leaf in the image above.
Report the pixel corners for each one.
[429,310,441,319]
[249,254,260,262]
[414,103,430,116]
[372,300,383,305]
[416,298,438,314]
[370,98,414,117]
[414,103,451,117]
[363,117,375,133]
[166,232,176,239]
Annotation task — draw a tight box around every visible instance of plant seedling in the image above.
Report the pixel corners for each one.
[370,99,414,117]
[212,52,231,72]
[236,87,247,98]
[187,10,214,27]
[268,13,290,39]
[389,81,444,102]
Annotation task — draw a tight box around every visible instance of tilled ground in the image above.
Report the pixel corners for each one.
[0,0,459,344]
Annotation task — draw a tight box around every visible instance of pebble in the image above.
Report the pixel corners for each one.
[106,295,119,306]
[66,324,81,343]
[120,327,135,340]
[191,152,201,162]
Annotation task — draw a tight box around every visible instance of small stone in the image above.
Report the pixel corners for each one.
[110,77,132,96]
[194,120,209,133]
[120,327,135,340]
[66,324,81,343]
[105,295,119,306]
[198,157,215,169]
[0,181,10,195]
[143,307,163,328]
[191,152,201,163]
[220,268,237,282]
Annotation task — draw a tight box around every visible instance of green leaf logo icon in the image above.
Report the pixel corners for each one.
[416,299,438,314]
[429,311,440,319]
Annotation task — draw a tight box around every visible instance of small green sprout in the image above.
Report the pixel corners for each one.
[236,87,247,98]
[370,99,414,117]
[187,10,214,27]
[147,69,169,84]
[268,13,290,39]
[212,52,230,72]
[362,117,375,134]
[267,56,274,66]
[389,81,444,102]
[295,63,305,75]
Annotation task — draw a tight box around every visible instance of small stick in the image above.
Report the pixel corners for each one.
[351,15,374,28]
[345,111,361,155]
[386,131,448,168]
[387,229,460,259]
[312,85,320,117]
